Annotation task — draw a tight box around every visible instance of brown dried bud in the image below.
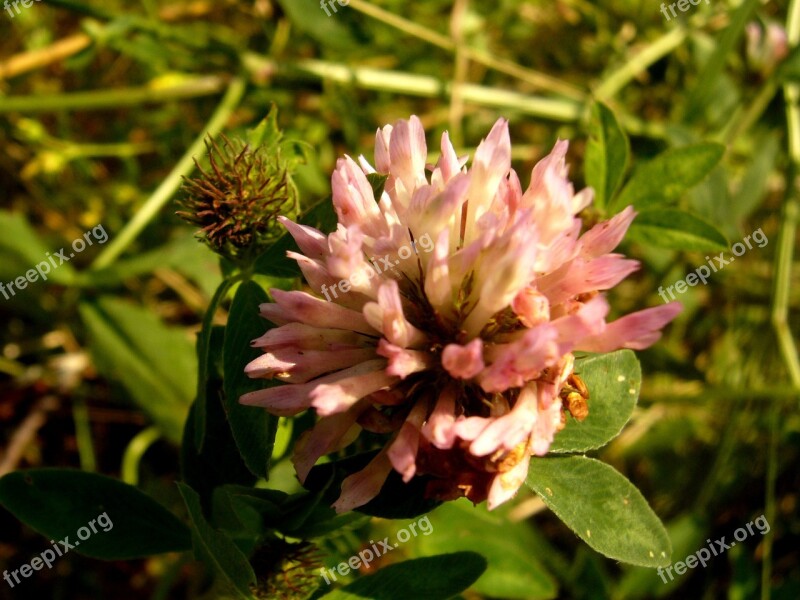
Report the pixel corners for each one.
[177,134,297,262]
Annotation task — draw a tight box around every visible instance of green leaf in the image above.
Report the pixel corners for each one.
[627,208,728,252]
[79,297,195,443]
[254,197,338,277]
[618,513,710,598]
[585,102,629,212]
[177,483,257,600]
[223,281,278,479]
[320,552,487,600]
[777,45,800,83]
[682,0,760,121]
[414,500,557,599]
[366,172,389,200]
[526,456,671,567]
[247,104,283,150]
[611,143,724,212]
[550,350,640,453]
[76,233,220,294]
[194,279,236,450]
[181,327,258,505]
[0,469,190,559]
[729,132,780,222]
[0,210,75,285]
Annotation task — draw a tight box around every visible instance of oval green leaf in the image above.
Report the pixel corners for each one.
[526,456,671,567]
[320,552,487,600]
[414,500,557,599]
[550,350,640,453]
[0,469,191,560]
[223,281,278,479]
[627,208,728,251]
[611,143,724,212]
[585,102,629,212]
[177,483,256,600]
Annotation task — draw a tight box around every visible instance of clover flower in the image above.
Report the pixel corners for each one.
[241,116,681,511]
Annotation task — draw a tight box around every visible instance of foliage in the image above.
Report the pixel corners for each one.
[1,1,798,599]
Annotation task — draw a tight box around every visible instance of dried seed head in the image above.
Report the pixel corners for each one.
[177,134,297,262]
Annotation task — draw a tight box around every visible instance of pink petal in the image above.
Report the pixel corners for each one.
[577,302,682,353]
[389,116,427,194]
[423,229,453,309]
[421,386,458,449]
[530,392,564,455]
[487,451,531,510]
[277,216,328,260]
[331,156,385,237]
[262,290,375,335]
[376,339,434,379]
[250,323,369,351]
[293,401,368,483]
[239,383,315,416]
[453,416,492,441]
[469,383,539,457]
[387,400,428,482]
[434,130,462,184]
[537,255,639,306]
[332,448,393,513]
[442,339,485,379]
[240,359,385,415]
[311,362,398,416]
[511,286,550,327]
[245,347,376,383]
[478,325,560,393]
[362,280,426,348]
[375,124,393,174]
[578,206,636,259]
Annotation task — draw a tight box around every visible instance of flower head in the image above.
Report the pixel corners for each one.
[242,116,681,511]
[178,134,297,262]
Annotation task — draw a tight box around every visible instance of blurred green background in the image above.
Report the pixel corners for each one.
[0,0,798,598]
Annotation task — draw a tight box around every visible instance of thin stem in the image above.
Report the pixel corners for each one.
[721,79,779,145]
[91,76,246,270]
[243,54,583,122]
[121,427,161,486]
[762,404,779,600]
[448,0,469,148]
[72,397,96,472]
[346,0,586,101]
[0,76,227,113]
[594,27,687,101]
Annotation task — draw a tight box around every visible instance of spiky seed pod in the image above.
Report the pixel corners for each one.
[177,134,296,262]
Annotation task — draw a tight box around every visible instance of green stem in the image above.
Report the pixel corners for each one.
[0,76,226,113]
[72,397,96,472]
[91,76,247,270]
[594,27,687,101]
[347,0,585,101]
[762,404,779,600]
[244,54,583,122]
[121,427,161,486]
